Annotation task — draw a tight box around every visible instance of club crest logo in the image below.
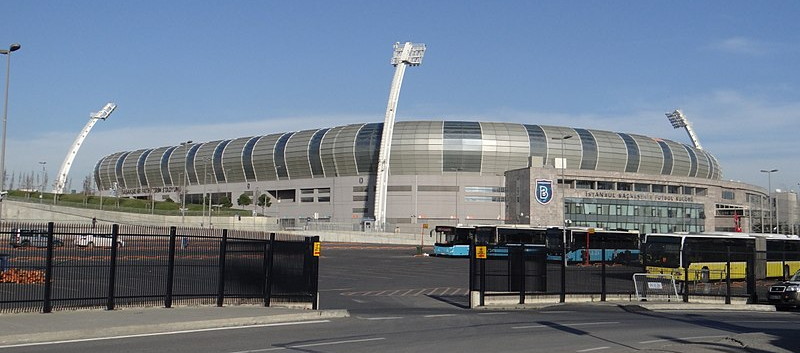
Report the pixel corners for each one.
[535,179,554,205]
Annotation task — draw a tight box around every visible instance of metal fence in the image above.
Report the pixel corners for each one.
[470,242,642,305]
[470,242,792,306]
[0,222,320,313]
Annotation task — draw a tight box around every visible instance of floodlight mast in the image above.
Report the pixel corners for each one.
[53,102,117,194]
[665,109,703,150]
[373,42,426,231]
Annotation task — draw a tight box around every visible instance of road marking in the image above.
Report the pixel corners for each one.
[540,311,575,314]
[361,316,404,320]
[423,314,457,318]
[639,335,727,344]
[229,337,386,352]
[576,347,610,352]
[477,312,509,315]
[0,320,332,349]
[512,321,619,329]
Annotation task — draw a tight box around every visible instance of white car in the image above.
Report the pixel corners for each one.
[75,234,125,248]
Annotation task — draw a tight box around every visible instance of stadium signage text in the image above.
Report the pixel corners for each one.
[583,191,694,203]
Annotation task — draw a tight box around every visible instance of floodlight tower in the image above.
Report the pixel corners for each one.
[665,109,703,150]
[53,102,117,194]
[373,42,426,231]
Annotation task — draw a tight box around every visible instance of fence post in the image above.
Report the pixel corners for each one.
[479,255,486,307]
[264,233,276,307]
[747,249,756,304]
[518,247,526,305]
[725,246,731,305]
[601,236,606,302]
[309,236,320,310]
[107,224,120,310]
[216,229,227,307]
[560,237,566,303]
[43,222,55,313]
[165,226,177,308]
[683,266,689,303]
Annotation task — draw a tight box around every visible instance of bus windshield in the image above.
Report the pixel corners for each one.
[642,235,681,268]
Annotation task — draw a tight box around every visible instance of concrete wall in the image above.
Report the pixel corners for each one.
[0,200,433,246]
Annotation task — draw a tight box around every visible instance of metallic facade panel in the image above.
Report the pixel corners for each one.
[331,124,362,177]
[524,124,548,165]
[390,121,443,175]
[541,125,580,170]
[663,139,691,177]
[320,126,345,177]
[618,133,640,173]
[443,121,482,172]
[193,141,222,185]
[222,137,252,184]
[251,133,283,181]
[479,122,530,175]
[285,130,316,180]
[121,150,146,189]
[630,134,664,175]
[590,129,627,172]
[354,123,382,175]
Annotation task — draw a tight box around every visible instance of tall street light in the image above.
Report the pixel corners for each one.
[0,43,21,222]
[552,134,572,269]
[760,169,778,233]
[179,140,192,224]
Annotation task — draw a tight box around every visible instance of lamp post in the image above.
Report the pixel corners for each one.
[552,135,572,267]
[760,169,778,233]
[0,43,21,222]
[38,161,46,203]
[179,140,192,224]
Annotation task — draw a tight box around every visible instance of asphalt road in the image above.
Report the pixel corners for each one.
[1,244,798,353]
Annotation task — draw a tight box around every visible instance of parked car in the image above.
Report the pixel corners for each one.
[768,269,800,310]
[75,234,124,248]
[9,229,64,248]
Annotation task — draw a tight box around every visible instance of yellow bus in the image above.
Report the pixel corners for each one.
[643,233,800,281]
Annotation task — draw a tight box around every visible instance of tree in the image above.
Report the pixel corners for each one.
[257,194,272,208]
[219,195,232,208]
[237,193,252,207]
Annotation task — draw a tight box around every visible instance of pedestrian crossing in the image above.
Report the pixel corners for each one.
[340,287,468,297]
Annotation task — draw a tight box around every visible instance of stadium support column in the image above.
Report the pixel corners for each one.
[373,42,425,231]
[53,103,117,194]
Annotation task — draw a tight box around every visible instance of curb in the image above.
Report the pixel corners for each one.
[0,309,350,346]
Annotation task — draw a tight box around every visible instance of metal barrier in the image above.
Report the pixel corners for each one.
[0,222,320,313]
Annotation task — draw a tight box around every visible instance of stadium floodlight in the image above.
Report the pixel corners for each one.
[665,109,703,150]
[53,103,117,194]
[374,42,426,231]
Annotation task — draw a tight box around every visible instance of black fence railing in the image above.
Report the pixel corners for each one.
[470,242,642,305]
[0,222,319,313]
[470,242,793,306]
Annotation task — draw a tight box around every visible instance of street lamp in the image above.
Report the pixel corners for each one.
[0,43,21,222]
[760,169,778,233]
[38,161,46,202]
[179,140,192,224]
[552,134,572,267]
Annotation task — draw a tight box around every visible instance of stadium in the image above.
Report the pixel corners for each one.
[93,120,770,234]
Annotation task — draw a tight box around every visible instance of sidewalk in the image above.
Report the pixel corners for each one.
[0,305,350,346]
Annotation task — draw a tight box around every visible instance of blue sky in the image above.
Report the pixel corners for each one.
[2,1,799,192]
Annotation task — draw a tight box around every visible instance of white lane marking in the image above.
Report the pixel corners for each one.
[361,316,404,320]
[512,321,619,330]
[727,320,799,324]
[540,311,575,314]
[0,320,331,349]
[229,337,386,353]
[423,314,457,318]
[639,335,727,344]
[576,347,610,352]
